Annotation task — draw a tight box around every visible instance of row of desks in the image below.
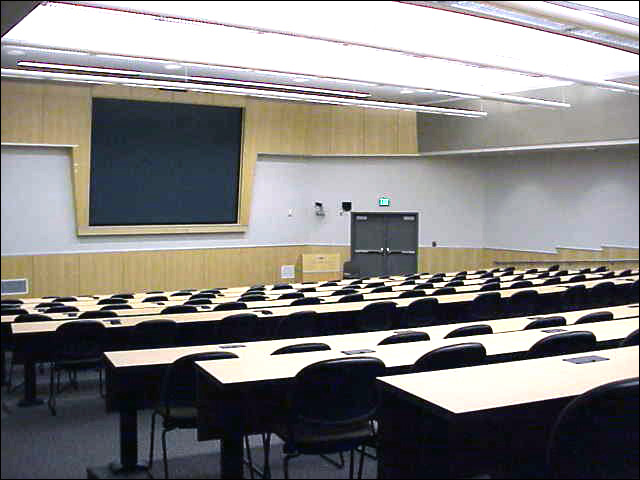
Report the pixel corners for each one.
[9,271,626,316]
[5,274,636,325]
[99,314,638,478]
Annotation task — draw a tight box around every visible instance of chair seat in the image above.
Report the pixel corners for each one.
[274,420,374,455]
[155,406,198,429]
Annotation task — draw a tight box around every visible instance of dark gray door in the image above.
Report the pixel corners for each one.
[351,213,418,277]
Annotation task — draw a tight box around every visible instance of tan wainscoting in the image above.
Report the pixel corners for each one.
[419,247,489,274]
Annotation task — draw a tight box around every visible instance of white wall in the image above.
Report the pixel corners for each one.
[482,148,639,251]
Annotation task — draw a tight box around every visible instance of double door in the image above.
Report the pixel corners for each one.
[350,212,418,277]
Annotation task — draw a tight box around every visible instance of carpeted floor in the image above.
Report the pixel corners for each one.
[1,362,377,479]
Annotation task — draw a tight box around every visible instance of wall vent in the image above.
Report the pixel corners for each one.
[1,278,29,296]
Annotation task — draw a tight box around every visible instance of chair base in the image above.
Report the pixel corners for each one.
[108,461,150,475]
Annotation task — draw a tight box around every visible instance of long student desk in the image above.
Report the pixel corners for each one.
[9,272,621,316]
[94,316,639,478]
[5,274,636,324]
[376,346,639,479]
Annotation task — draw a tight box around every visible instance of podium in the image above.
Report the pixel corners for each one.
[298,253,342,283]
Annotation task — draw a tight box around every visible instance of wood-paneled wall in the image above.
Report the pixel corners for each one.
[1,79,418,235]
[2,245,636,299]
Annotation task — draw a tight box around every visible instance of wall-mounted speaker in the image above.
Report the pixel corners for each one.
[342,201,352,212]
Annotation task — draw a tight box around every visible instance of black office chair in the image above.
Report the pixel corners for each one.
[574,311,613,324]
[240,294,268,303]
[511,280,533,289]
[480,282,501,291]
[525,268,539,274]
[378,331,430,345]
[338,293,364,303]
[200,288,222,295]
[474,270,488,275]
[480,272,494,278]
[365,282,385,289]
[48,320,106,416]
[35,302,64,309]
[405,297,440,327]
[214,301,247,311]
[405,274,422,281]
[246,287,266,293]
[592,266,608,273]
[143,295,169,303]
[505,290,539,318]
[412,343,486,372]
[432,287,456,296]
[129,319,179,349]
[321,282,339,287]
[542,277,561,285]
[169,292,192,297]
[398,289,426,298]
[272,284,292,291]
[160,305,197,315]
[291,297,322,306]
[562,285,588,311]
[509,274,525,281]
[274,311,320,339]
[44,305,79,314]
[189,293,216,300]
[298,287,317,293]
[619,329,639,347]
[183,298,212,306]
[568,274,587,283]
[548,264,560,271]
[101,304,133,310]
[146,291,165,294]
[218,313,260,343]
[628,279,639,303]
[332,288,358,297]
[269,357,386,479]
[111,293,135,299]
[469,292,502,321]
[370,286,393,293]
[6,314,52,389]
[413,282,434,290]
[271,343,331,355]
[97,297,128,305]
[1,308,28,316]
[278,292,305,300]
[444,324,493,338]
[148,351,253,479]
[1,299,23,306]
[53,297,77,303]
[524,331,597,359]
[78,310,118,319]
[400,280,416,286]
[537,272,550,279]
[589,282,616,308]
[354,301,398,332]
[524,316,567,330]
[546,377,639,479]
[445,280,464,287]
[599,271,615,279]
[554,270,569,277]
[617,269,633,277]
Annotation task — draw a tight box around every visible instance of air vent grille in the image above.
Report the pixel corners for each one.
[1,278,29,296]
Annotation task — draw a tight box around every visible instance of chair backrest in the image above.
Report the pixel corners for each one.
[599,271,615,279]
[525,268,538,274]
[53,320,106,361]
[510,274,525,281]
[35,302,64,309]
[162,351,238,409]
[355,301,397,332]
[371,285,393,293]
[574,311,613,324]
[506,290,540,317]
[272,284,292,291]
[321,282,338,287]
[543,277,561,285]
[1,308,28,316]
[79,310,118,319]
[298,287,317,293]
[278,292,305,300]
[290,297,322,306]
[537,272,550,279]
[45,305,79,313]
[218,313,259,343]
[332,288,358,296]
[96,297,129,305]
[445,280,464,287]
[271,342,330,355]
[525,331,597,359]
[54,297,77,303]
[146,290,164,294]
[378,331,430,345]
[365,282,385,289]
[239,294,267,302]
[190,293,216,300]
[524,316,567,330]
[589,281,616,307]
[546,377,639,480]
[554,270,569,277]
[619,329,639,347]
[617,269,632,277]
[432,287,456,296]
[405,297,439,327]
[413,343,487,372]
[548,264,560,271]
[169,291,192,297]
[291,357,386,425]
[474,270,487,275]
[200,289,222,295]
[1,299,23,306]
[413,282,434,290]
[592,266,608,273]
[444,324,493,338]
[338,293,364,303]
[14,313,52,322]
[569,274,587,283]
[101,304,133,310]
[480,282,501,291]
[399,289,426,298]
[142,295,169,303]
[184,298,212,305]
[111,293,134,299]
[511,280,534,289]
[563,285,588,310]
[160,305,198,315]
[130,319,179,349]
[400,280,416,286]
[275,311,319,339]
[470,292,502,320]
[480,272,494,278]
[214,301,247,311]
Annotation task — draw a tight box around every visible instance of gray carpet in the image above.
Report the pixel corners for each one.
[1,362,377,479]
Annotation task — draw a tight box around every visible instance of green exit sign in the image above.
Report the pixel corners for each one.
[378,196,391,207]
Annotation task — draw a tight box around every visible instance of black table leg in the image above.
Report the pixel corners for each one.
[18,355,43,407]
[108,405,149,474]
[221,429,245,479]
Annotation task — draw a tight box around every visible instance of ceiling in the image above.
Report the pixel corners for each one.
[1,1,638,117]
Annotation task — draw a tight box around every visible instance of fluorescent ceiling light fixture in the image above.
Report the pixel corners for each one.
[16,61,372,98]
[3,44,90,55]
[1,67,487,117]
[38,1,637,93]
[164,64,182,70]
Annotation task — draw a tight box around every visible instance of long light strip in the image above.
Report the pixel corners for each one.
[16,61,372,98]
[56,1,639,94]
[0,68,488,118]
